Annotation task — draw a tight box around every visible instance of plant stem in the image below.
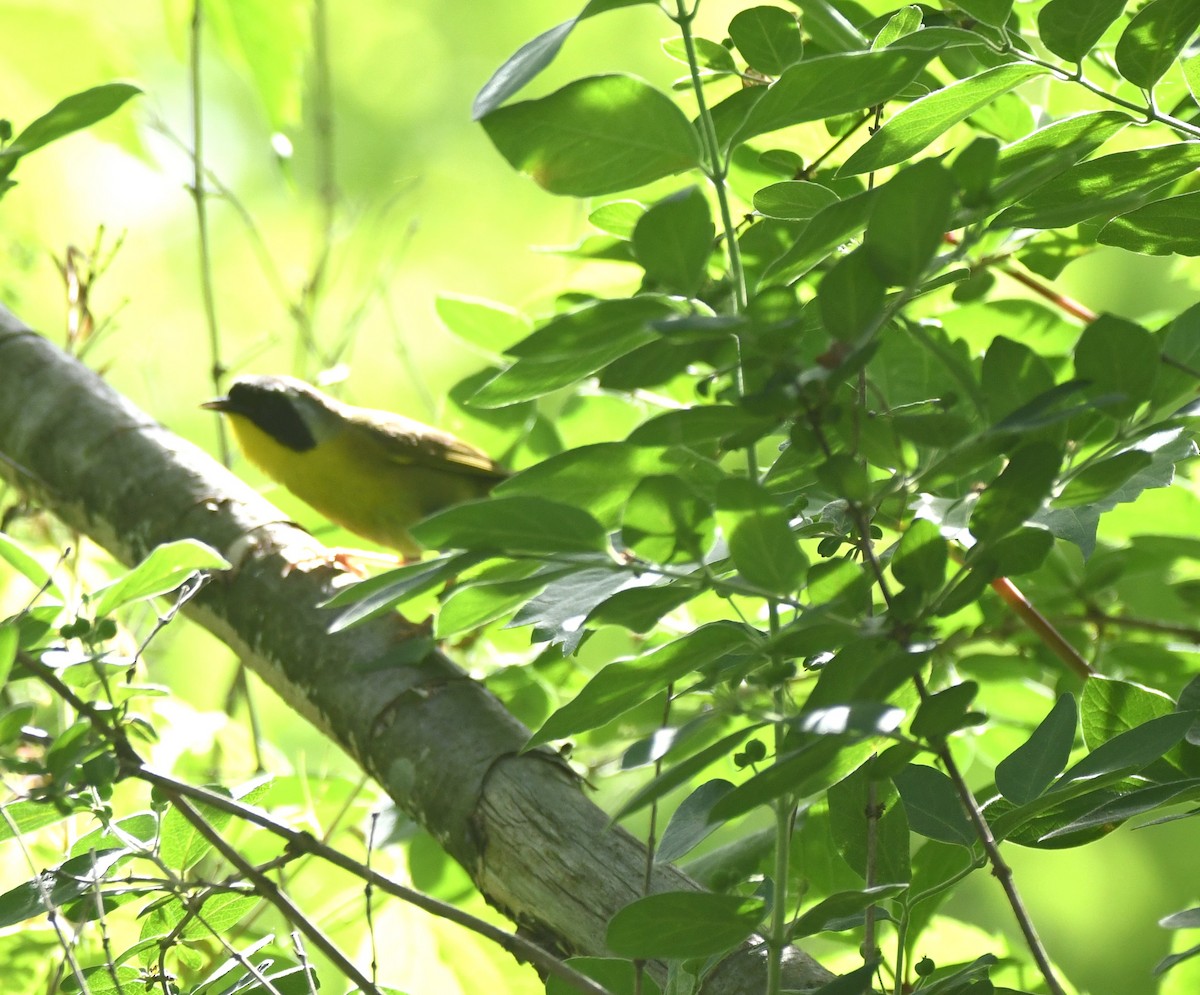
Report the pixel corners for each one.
[672,0,747,311]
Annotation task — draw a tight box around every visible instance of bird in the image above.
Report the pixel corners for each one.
[203,374,507,560]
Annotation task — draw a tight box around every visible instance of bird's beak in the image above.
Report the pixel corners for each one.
[201,396,231,412]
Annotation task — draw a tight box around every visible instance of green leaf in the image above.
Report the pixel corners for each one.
[411,496,607,555]
[91,540,228,618]
[733,49,940,145]
[1041,778,1200,841]
[1115,0,1200,90]
[818,248,887,341]
[469,297,679,407]
[479,74,701,196]
[789,0,869,51]
[472,2,655,118]
[664,35,739,75]
[1054,451,1154,508]
[508,566,634,651]
[632,187,714,296]
[1,83,142,180]
[953,0,1013,26]
[790,884,908,939]
[627,406,776,447]
[893,764,974,846]
[613,726,764,821]
[969,441,1062,543]
[1038,0,1126,63]
[0,623,15,690]
[527,622,757,747]
[762,186,876,283]
[990,111,1131,209]
[910,682,981,741]
[715,477,807,594]
[656,780,735,863]
[1099,190,1200,255]
[981,335,1056,423]
[606,891,764,959]
[995,143,1200,229]
[864,159,956,286]
[0,850,127,929]
[1073,314,1160,416]
[827,766,911,883]
[435,294,530,354]
[1082,676,1175,750]
[753,180,839,220]
[498,441,723,526]
[891,519,947,595]
[0,532,60,597]
[326,552,487,633]
[1057,712,1195,788]
[872,6,923,49]
[729,6,804,75]
[0,799,73,843]
[996,694,1078,804]
[621,475,715,564]
[841,63,1050,176]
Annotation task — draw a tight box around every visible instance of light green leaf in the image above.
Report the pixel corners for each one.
[435,295,530,354]
[872,6,923,49]
[753,180,839,220]
[1038,0,1128,63]
[411,496,608,554]
[996,143,1200,229]
[1099,190,1200,255]
[841,63,1050,176]
[1115,0,1200,90]
[632,187,714,296]
[92,540,228,618]
[715,477,807,594]
[480,74,701,196]
[607,891,764,959]
[729,6,804,75]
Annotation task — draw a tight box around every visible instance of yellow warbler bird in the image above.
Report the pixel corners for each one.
[203,374,507,559]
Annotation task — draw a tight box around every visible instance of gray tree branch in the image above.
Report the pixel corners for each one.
[0,306,836,994]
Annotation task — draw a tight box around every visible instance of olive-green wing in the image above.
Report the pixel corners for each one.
[355,407,507,480]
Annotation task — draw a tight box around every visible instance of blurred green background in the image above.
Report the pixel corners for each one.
[3,2,1200,994]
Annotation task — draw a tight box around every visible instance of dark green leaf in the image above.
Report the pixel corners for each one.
[729,6,804,75]
[0,850,126,929]
[715,477,808,594]
[470,297,679,407]
[828,767,911,883]
[1099,190,1200,256]
[614,726,764,821]
[891,519,948,595]
[893,764,974,846]
[982,336,1055,424]
[584,580,698,632]
[790,883,907,939]
[633,187,714,296]
[411,496,608,554]
[911,682,981,741]
[996,694,1077,804]
[840,64,1049,176]
[498,441,723,526]
[1057,712,1195,788]
[1041,778,1200,840]
[621,475,715,564]
[1038,0,1126,63]
[818,248,887,341]
[709,738,846,820]
[864,159,955,286]
[606,891,764,959]
[326,553,487,632]
[763,187,876,283]
[528,622,757,746]
[1054,451,1154,508]
[1073,314,1159,415]
[508,566,634,650]
[627,406,777,447]
[1115,0,1200,90]
[480,74,701,196]
[656,780,736,863]
[969,441,1062,543]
